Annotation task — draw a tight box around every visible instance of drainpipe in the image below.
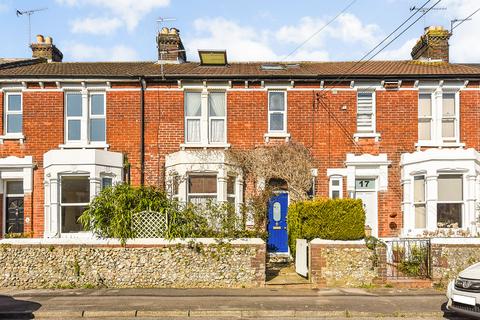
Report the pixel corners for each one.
[140,77,146,186]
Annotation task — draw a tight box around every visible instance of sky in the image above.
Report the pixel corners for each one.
[1,0,479,63]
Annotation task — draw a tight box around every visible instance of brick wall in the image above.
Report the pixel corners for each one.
[0,81,479,238]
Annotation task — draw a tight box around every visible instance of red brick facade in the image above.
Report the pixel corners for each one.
[0,77,479,238]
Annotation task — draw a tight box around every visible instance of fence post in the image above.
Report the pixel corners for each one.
[375,244,387,284]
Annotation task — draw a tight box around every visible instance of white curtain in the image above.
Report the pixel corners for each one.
[208,92,225,116]
[187,119,200,142]
[210,119,225,143]
[185,92,202,116]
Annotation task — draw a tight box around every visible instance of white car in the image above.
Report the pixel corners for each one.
[446,262,480,319]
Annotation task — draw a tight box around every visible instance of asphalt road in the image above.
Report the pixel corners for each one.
[0,288,473,319]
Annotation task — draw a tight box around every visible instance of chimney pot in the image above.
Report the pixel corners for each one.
[411,25,451,62]
[157,27,186,63]
[31,35,63,62]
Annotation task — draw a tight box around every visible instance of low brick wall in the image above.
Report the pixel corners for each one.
[309,239,383,287]
[0,238,266,289]
[431,238,480,286]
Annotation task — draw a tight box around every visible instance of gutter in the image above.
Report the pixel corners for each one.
[139,77,146,186]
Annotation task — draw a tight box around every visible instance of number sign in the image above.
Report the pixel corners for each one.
[355,179,375,190]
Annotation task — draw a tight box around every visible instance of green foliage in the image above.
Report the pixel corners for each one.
[288,198,365,254]
[397,245,429,277]
[80,183,263,244]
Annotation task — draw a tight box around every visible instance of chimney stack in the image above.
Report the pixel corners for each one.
[411,26,451,62]
[156,28,186,63]
[30,34,63,62]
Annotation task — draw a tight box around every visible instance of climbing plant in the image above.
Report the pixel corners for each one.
[227,141,314,201]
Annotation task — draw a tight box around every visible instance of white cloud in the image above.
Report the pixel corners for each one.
[187,17,279,61]
[276,14,381,49]
[62,42,138,61]
[186,14,381,62]
[57,0,170,32]
[71,17,122,35]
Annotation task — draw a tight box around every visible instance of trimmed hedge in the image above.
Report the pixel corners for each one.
[288,198,365,254]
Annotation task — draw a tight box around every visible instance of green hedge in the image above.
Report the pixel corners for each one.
[288,198,365,254]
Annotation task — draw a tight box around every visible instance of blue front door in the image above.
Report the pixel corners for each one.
[267,193,288,253]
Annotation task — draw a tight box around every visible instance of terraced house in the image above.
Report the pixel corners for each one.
[0,26,479,251]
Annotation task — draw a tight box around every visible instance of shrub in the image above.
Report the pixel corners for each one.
[80,183,264,244]
[79,184,173,243]
[288,198,365,254]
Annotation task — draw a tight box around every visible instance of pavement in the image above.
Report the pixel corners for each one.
[0,287,471,319]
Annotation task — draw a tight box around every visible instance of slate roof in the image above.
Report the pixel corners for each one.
[0,60,479,79]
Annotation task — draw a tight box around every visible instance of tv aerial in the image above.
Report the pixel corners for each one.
[410,5,447,27]
[16,7,48,46]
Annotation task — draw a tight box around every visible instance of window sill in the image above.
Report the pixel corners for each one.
[180,143,231,150]
[353,132,381,142]
[0,134,25,144]
[59,143,109,150]
[415,141,465,149]
[264,132,290,142]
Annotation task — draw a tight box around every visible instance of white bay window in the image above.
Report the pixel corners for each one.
[437,174,463,228]
[187,174,217,205]
[413,176,426,229]
[401,148,479,236]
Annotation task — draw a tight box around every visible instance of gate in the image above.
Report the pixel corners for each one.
[295,239,308,277]
[385,238,431,279]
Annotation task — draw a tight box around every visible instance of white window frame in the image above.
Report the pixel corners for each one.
[412,175,427,229]
[416,89,461,146]
[59,175,90,234]
[436,173,464,229]
[356,90,376,134]
[183,90,228,146]
[89,92,106,143]
[418,92,433,142]
[63,91,107,147]
[441,92,458,143]
[65,92,83,144]
[268,91,287,133]
[227,175,236,204]
[329,176,343,199]
[4,92,23,136]
[186,173,218,204]
[208,91,227,144]
[184,91,202,144]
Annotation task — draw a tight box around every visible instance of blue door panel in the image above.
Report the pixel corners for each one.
[267,193,288,253]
